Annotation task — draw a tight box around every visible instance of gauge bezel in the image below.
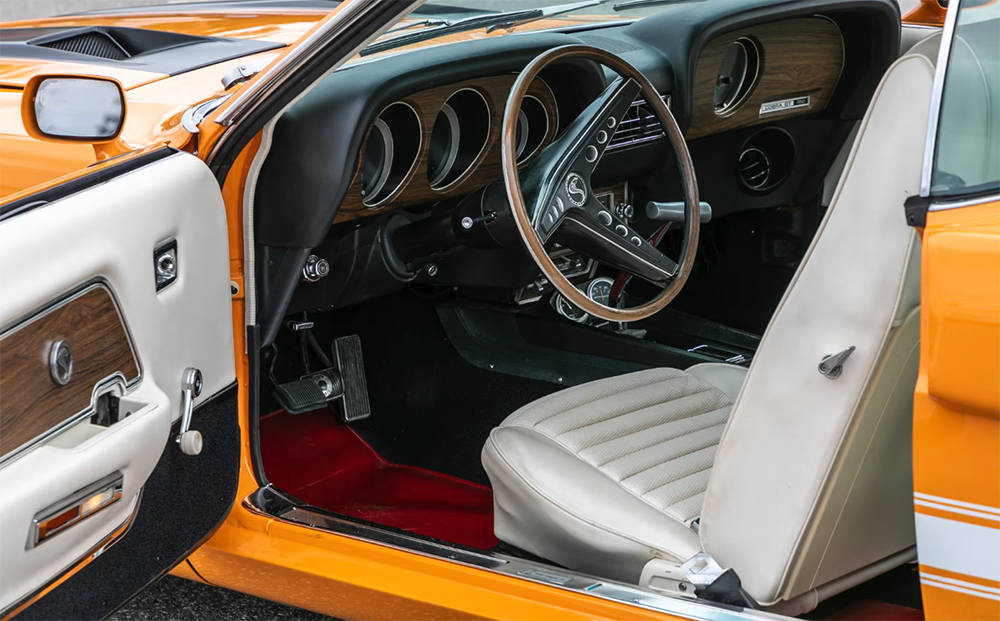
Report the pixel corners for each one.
[713,37,761,117]
[362,101,422,208]
[515,95,550,164]
[361,117,394,199]
[427,102,461,188]
[429,87,491,191]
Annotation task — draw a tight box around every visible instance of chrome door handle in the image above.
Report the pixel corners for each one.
[176,367,203,455]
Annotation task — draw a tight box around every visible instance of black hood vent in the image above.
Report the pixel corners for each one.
[0,25,283,76]
[37,30,130,60]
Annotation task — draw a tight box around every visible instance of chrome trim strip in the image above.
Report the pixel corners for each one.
[214,0,425,128]
[244,486,505,569]
[246,485,772,621]
[0,280,144,468]
[1,491,142,620]
[919,0,961,198]
[929,193,1000,212]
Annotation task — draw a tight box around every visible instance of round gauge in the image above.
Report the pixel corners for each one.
[427,88,490,189]
[427,103,460,187]
[515,95,549,164]
[552,292,588,323]
[713,38,760,115]
[587,277,615,307]
[515,109,529,159]
[361,102,421,207]
[361,118,393,199]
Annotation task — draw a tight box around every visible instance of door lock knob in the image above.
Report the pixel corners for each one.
[176,367,203,455]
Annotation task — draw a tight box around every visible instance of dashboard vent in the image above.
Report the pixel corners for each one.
[738,147,771,189]
[36,30,130,60]
[607,94,671,151]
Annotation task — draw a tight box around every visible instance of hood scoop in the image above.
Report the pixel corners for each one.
[36,29,131,60]
[0,25,284,80]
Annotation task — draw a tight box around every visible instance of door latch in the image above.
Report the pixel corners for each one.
[177,367,203,455]
[819,346,855,379]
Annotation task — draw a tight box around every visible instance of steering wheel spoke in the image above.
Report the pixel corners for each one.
[551,205,677,284]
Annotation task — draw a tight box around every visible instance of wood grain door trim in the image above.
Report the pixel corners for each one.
[0,281,141,464]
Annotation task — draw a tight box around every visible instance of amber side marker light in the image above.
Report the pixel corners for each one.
[31,473,123,547]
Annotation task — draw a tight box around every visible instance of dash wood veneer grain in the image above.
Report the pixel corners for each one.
[687,17,844,140]
[0,285,140,458]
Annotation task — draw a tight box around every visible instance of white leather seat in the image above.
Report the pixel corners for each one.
[483,46,937,611]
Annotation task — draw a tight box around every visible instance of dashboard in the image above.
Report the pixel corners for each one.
[253,0,901,340]
[327,15,848,225]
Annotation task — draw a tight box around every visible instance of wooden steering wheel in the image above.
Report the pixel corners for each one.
[501,45,700,322]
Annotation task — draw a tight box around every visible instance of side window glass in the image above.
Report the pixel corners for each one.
[931,0,1000,199]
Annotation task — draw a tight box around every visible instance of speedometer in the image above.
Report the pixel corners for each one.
[586,277,615,307]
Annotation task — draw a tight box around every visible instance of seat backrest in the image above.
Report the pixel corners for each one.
[699,48,937,606]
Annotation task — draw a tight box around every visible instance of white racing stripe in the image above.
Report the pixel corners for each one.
[915,499,1000,523]
[915,513,1000,583]
[921,572,1000,595]
[921,579,1000,602]
[915,492,1000,516]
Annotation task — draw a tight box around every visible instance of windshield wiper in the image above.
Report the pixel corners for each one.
[484,0,606,33]
[361,1,605,57]
[612,0,707,10]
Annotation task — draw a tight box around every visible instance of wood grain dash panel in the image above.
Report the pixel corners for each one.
[0,285,140,458]
[687,17,844,140]
[334,75,558,224]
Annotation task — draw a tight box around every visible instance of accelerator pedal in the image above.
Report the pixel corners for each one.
[334,335,371,422]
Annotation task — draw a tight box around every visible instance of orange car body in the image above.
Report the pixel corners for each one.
[1,1,996,620]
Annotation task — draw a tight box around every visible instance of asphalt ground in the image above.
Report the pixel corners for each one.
[108,575,334,621]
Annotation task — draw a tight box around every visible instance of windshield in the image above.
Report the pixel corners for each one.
[360,0,921,57]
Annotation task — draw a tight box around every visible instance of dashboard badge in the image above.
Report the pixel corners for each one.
[565,173,588,207]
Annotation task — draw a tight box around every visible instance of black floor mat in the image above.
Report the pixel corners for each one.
[309,289,561,486]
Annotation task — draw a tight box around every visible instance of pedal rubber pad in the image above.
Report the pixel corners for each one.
[334,335,371,422]
[274,379,328,415]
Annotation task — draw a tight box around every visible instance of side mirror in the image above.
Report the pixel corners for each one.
[21,75,126,144]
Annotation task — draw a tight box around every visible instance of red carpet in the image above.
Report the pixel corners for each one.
[259,408,499,550]
[822,601,924,620]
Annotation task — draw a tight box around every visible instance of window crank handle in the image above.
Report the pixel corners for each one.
[177,367,204,455]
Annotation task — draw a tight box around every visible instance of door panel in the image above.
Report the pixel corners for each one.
[914,200,1000,621]
[0,150,236,617]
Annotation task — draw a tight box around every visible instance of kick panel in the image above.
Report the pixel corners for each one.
[0,283,140,461]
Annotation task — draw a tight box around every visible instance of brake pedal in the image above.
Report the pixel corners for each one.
[273,378,329,415]
[334,335,371,422]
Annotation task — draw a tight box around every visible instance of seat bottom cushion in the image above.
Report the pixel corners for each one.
[482,365,744,583]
